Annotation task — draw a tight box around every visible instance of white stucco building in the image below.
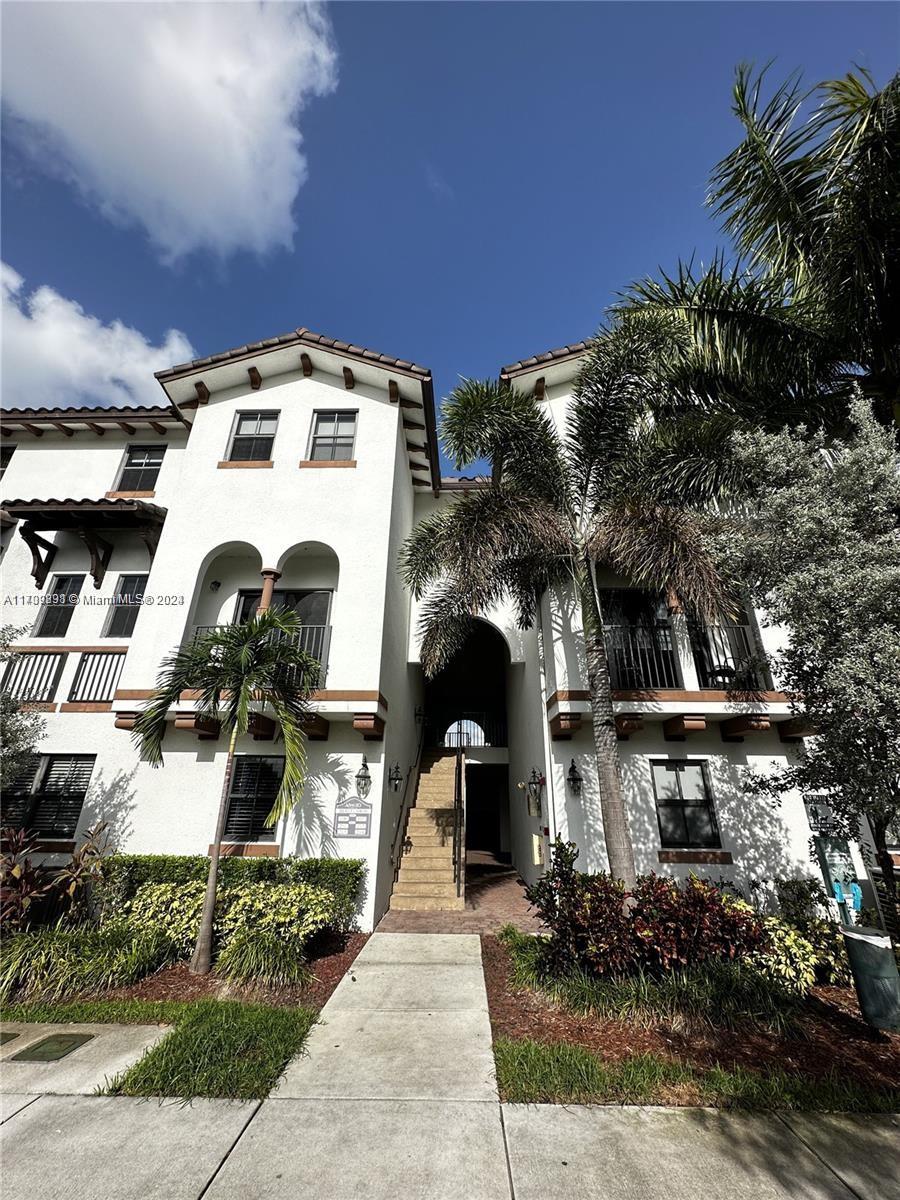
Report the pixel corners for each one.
[0,327,840,929]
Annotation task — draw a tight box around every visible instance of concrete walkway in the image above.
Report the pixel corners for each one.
[2,933,898,1199]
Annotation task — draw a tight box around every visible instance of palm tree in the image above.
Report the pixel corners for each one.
[401,315,736,888]
[133,608,321,974]
[618,65,900,428]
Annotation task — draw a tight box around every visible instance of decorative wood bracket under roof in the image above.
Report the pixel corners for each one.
[2,498,167,590]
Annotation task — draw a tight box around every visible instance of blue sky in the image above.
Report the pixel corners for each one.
[2,1,896,472]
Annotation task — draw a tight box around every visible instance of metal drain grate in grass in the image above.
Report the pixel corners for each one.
[10,1033,94,1062]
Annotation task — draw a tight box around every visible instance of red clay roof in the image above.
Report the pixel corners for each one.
[155,326,431,382]
[500,340,592,379]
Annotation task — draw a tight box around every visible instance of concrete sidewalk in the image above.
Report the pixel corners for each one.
[2,933,898,1199]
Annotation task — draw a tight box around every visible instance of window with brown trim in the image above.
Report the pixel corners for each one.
[307,411,357,461]
[650,759,721,849]
[227,411,279,462]
[115,445,166,491]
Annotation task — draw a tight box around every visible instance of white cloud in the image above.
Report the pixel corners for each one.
[1,263,195,409]
[1,2,338,262]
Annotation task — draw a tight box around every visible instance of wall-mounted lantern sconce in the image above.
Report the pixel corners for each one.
[209,580,221,593]
[355,756,372,799]
[526,768,544,817]
[567,759,583,795]
[388,762,403,792]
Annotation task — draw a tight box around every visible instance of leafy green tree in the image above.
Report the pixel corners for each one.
[402,317,734,887]
[0,625,45,789]
[619,65,900,427]
[133,608,320,974]
[720,397,900,904]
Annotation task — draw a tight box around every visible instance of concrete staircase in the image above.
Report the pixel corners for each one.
[389,751,464,912]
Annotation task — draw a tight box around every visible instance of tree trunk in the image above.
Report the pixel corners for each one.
[190,726,238,975]
[579,575,637,889]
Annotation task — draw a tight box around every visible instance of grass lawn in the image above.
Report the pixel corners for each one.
[495,1038,900,1112]
[2,998,317,1101]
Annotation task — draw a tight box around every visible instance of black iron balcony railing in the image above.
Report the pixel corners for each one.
[603,623,680,690]
[425,710,508,748]
[68,651,126,703]
[0,651,67,703]
[690,622,770,690]
[192,624,331,687]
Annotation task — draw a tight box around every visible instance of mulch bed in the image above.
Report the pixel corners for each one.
[102,931,369,1011]
[481,934,900,1091]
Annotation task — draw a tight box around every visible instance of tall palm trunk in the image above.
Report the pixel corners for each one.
[579,568,637,889]
[190,726,238,975]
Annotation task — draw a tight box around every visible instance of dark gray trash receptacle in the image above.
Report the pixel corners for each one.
[841,926,900,1032]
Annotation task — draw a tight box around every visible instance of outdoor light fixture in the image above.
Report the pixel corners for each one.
[526,768,544,817]
[355,756,372,799]
[209,580,221,592]
[567,759,583,795]
[388,762,403,792]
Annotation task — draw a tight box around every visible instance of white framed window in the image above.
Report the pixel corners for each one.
[307,411,357,461]
[227,411,279,462]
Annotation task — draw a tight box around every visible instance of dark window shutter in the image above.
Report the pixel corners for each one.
[223,756,283,842]
[2,755,95,839]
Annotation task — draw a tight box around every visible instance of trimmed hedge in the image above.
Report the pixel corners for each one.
[97,855,365,931]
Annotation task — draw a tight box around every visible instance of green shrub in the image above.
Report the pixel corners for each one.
[216,929,312,988]
[218,882,335,946]
[0,924,177,1002]
[126,882,207,956]
[126,879,335,961]
[803,919,852,986]
[525,839,767,978]
[749,917,818,996]
[98,854,364,930]
[499,925,799,1034]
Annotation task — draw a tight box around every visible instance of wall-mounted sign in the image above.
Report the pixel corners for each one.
[333,793,372,839]
[805,796,841,835]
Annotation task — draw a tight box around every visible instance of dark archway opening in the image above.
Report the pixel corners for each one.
[423,621,508,749]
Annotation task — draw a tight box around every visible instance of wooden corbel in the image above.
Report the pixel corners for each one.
[138,524,161,561]
[78,528,113,589]
[615,714,644,740]
[301,713,330,741]
[550,712,582,740]
[248,712,276,741]
[174,711,220,739]
[663,715,707,741]
[248,366,262,391]
[353,712,384,740]
[20,523,58,589]
[721,714,770,742]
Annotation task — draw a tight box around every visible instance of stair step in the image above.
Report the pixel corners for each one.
[398,864,455,880]
[401,850,453,864]
[390,894,465,912]
[394,881,459,898]
[404,834,453,847]
[414,800,455,811]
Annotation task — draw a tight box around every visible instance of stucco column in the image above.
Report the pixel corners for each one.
[258,568,281,612]
[666,586,700,689]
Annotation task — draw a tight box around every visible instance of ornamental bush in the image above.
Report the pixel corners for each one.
[98,855,364,931]
[526,839,767,979]
[126,882,208,956]
[748,917,818,996]
[125,880,336,959]
[218,882,335,947]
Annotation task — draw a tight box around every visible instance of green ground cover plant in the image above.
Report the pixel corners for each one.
[104,1000,317,1100]
[0,925,177,1003]
[500,926,799,1034]
[494,1038,900,1112]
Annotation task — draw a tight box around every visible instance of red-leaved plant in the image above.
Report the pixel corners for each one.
[526,838,767,978]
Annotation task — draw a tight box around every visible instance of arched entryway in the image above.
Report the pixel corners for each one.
[423,620,512,885]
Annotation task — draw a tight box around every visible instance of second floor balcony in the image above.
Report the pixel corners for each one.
[192,623,332,688]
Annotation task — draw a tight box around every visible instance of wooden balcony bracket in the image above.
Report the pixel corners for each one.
[20,523,58,589]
